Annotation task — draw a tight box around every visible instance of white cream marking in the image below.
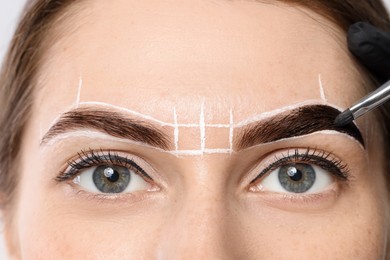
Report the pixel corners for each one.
[173,107,179,151]
[41,130,166,152]
[172,148,232,156]
[40,130,233,156]
[44,99,351,155]
[235,99,330,127]
[40,129,364,157]
[175,123,230,128]
[49,99,344,130]
[205,123,231,128]
[76,76,83,107]
[43,71,357,156]
[318,74,327,102]
[79,101,170,126]
[240,129,365,152]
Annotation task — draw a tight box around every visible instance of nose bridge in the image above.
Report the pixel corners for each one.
[157,158,238,259]
[159,193,230,259]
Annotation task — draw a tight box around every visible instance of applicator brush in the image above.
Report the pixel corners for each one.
[334,80,390,126]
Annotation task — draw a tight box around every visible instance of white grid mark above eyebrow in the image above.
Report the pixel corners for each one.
[176,123,230,127]
[54,100,329,155]
[170,101,234,154]
[76,76,83,107]
[57,73,334,156]
[318,74,327,102]
[172,148,232,155]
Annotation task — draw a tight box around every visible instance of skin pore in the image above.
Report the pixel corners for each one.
[6,0,389,258]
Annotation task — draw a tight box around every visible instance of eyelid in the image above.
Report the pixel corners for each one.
[249,147,350,186]
[56,149,153,183]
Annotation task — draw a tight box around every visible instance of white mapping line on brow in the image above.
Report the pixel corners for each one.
[45,99,349,155]
[46,101,232,137]
[176,123,231,128]
[172,148,233,156]
[55,99,341,130]
[234,99,331,127]
[238,129,365,154]
[200,100,206,154]
[44,101,172,138]
[77,102,229,128]
[76,76,83,107]
[40,130,166,152]
[78,101,171,126]
[173,107,179,151]
[318,74,327,102]
[48,99,341,133]
[40,130,234,156]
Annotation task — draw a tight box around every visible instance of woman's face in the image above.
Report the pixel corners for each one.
[8,0,389,258]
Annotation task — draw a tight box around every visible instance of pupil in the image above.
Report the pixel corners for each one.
[104,167,120,182]
[287,167,302,181]
[106,171,119,182]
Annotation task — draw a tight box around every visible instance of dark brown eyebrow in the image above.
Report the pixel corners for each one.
[41,108,171,150]
[236,105,364,150]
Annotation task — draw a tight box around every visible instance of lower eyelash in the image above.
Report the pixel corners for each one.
[56,148,151,182]
[250,147,350,184]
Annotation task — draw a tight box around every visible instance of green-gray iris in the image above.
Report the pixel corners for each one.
[92,165,131,193]
[278,163,316,193]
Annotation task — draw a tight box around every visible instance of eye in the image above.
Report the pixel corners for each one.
[257,163,332,194]
[57,149,156,194]
[73,164,150,194]
[249,148,349,194]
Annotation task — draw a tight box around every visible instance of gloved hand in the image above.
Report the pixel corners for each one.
[347,22,390,83]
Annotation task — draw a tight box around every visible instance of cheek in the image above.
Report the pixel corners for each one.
[15,182,167,259]
[236,203,387,258]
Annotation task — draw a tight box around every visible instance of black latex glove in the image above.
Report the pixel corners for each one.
[347,22,390,83]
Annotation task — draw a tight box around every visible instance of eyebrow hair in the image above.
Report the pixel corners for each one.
[236,105,364,150]
[41,108,171,149]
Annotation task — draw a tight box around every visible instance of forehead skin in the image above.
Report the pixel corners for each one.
[36,0,367,127]
[12,0,388,259]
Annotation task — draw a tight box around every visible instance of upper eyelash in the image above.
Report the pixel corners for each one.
[250,147,350,184]
[56,149,152,182]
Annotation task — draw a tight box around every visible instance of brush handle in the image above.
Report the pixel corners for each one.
[350,79,390,119]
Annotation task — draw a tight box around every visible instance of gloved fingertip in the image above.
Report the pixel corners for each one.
[348,22,366,35]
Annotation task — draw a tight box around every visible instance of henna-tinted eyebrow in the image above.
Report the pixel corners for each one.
[236,105,364,150]
[41,108,171,149]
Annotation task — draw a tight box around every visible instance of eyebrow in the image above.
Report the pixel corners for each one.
[236,104,364,150]
[41,108,171,149]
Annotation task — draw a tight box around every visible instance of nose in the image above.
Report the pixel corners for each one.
[156,162,244,259]
[157,194,238,259]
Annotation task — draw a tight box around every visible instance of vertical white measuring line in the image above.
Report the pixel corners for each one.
[76,75,83,107]
[229,108,234,153]
[318,74,327,102]
[200,101,206,154]
[173,107,179,151]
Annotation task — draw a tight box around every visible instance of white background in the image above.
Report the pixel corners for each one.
[1,0,390,259]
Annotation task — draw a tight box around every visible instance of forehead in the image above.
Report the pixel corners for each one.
[37,0,364,130]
